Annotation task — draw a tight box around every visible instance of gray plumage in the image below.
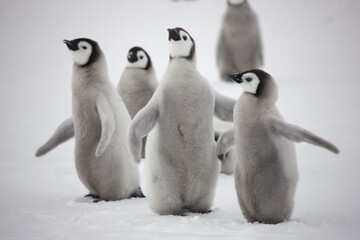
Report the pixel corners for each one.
[215,130,236,175]
[36,38,142,201]
[216,0,263,80]
[128,28,236,215]
[117,47,158,158]
[117,47,157,118]
[217,69,339,224]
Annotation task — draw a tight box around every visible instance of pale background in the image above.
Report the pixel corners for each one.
[0,0,359,239]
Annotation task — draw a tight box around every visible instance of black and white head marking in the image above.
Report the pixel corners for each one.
[63,38,100,66]
[227,0,246,5]
[126,47,151,70]
[228,69,271,96]
[167,27,195,60]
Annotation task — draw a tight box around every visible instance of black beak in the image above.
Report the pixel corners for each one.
[63,39,78,51]
[167,28,181,41]
[227,73,243,83]
[127,51,138,63]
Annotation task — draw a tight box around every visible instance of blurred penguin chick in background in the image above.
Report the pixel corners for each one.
[216,0,263,81]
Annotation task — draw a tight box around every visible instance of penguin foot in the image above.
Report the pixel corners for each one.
[195,209,212,214]
[93,198,107,203]
[187,207,212,214]
[131,187,146,198]
[84,193,100,199]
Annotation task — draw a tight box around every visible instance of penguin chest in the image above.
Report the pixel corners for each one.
[119,71,154,118]
[157,77,214,154]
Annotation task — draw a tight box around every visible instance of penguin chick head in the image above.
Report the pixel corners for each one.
[228,69,274,97]
[126,47,151,69]
[63,38,100,66]
[167,27,195,60]
[228,0,246,5]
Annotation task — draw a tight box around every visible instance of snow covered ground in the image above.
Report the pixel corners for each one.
[1,0,360,239]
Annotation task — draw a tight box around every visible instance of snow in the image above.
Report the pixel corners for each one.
[1,0,360,239]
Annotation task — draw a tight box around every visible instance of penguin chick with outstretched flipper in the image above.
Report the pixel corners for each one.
[216,69,339,224]
[128,28,236,215]
[35,47,158,159]
[36,38,143,201]
[217,0,263,80]
[117,47,158,159]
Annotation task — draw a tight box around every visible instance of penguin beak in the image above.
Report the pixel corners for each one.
[63,39,78,51]
[127,52,138,63]
[167,28,181,41]
[227,73,243,83]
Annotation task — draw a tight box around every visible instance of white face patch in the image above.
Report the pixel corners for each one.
[229,0,245,5]
[169,31,193,58]
[240,72,260,94]
[126,50,148,69]
[70,41,92,65]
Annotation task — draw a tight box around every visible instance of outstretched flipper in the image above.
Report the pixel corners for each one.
[216,128,235,160]
[269,116,339,154]
[214,91,236,122]
[129,98,159,163]
[35,117,74,157]
[95,94,115,157]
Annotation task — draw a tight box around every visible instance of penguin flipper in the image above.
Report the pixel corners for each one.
[216,30,226,66]
[216,128,235,160]
[95,94,115,157]
[129,98,159,163]
[269,116,340,154]
[214,91,236,122]
[35,117,74,157]
[214,130,221,142]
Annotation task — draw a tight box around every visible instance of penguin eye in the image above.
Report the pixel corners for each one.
[245,77,252,82]
[182,36,187,41]
[82,46,87,50]
[139,55,144,59]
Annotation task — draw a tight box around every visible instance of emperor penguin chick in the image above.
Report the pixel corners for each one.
[36,38,143,201]
[118,47,158,118]
[129,28,236,215]
[35,47,158,160]
[117,47,158,158]
[216,0,263,80]
[216,69,339,224]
